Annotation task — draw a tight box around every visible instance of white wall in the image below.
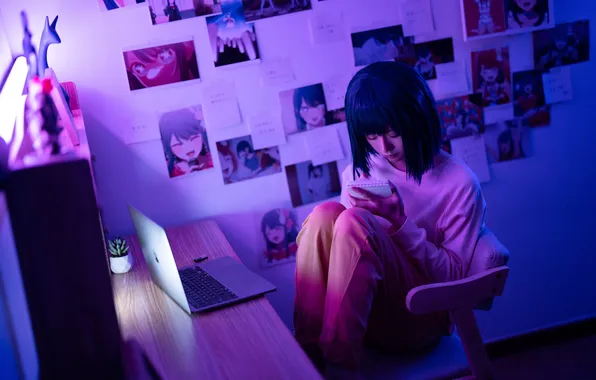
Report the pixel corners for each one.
[0,0,595,349]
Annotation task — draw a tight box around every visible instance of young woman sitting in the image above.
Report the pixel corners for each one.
[294,61,488,376]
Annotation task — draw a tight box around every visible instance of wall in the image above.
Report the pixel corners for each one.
[0,0,595,347]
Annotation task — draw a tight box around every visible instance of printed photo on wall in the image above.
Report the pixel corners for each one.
[513,69,551,127]
[148,0,222,25]
[243,0,311,22]
[533,20,590,70]
[504,0,550,30]
[280,83,345,135]
[159,106,214,178]
[98,0,146,12]
[216,136,281,184]
[260,208,299,268]
[436,93,484,140]
[351,25,415,67]
[484,118,531,163]
[413,38,455,80]
[206,0,261,67]
[461,0,506,38]
[471,46,511,107]
[123,40,200,91]
[285,161,341,208]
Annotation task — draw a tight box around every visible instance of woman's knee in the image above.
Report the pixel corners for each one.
[306,201,346,229]
[334,207,377,236]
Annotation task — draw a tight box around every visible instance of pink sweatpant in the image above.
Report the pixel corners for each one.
[294,202,448,370]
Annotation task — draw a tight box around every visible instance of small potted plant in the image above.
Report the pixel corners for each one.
[108,237,133,274]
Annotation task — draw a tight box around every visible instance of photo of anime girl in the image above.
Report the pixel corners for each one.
[260,208,299,267]
[280,83,345,135]
[462,0,506,38]
[413,38,455,80]
[285,161,341,207]
[98,0,145,11]
[216,135,281,184]
[243,0,311,22]
[436,93,484,140]
[485,118,530,163]
[159,106,213,178]
[512,69,551,127]
[505,0,550,29]
[148,0,222,24]
[122,40,200,91]
[351,25,413,67]
[533,20,590,70]
[471,47,512,107]
[206,0,260,67]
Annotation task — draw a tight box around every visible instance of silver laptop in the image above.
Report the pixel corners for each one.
[128,205,276,314]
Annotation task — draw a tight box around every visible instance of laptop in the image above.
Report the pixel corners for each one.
[128,205,276,314]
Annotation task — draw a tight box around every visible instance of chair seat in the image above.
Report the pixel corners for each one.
[360,334,470,380]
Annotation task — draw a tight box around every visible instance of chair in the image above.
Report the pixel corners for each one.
[360,227,510,380]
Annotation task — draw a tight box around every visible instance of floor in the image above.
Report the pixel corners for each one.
[490,335,596,379]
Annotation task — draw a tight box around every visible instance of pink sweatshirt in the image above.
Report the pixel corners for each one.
[340,154,486,283]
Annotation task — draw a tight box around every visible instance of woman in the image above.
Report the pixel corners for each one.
[293,84,328,132]
[294,61,488,376]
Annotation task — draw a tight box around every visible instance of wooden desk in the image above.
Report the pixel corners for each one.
[112,220,322,380]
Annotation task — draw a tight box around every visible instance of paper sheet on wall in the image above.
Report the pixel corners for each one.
[323,73,352,111]
[399,0,435,36]
[121,112,160,145]
[279,133,309,165]
[248,112,287,149]
[305,127,345,166]
[542,67,573,104]
[450,135,491,183]
[434,62,470,97]
[310,11,346,44]
[201,80,242,130]
[259,58,296,87]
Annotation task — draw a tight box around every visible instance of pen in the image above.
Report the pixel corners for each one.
[194,256,209,263]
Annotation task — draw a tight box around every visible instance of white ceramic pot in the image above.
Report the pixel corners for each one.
[110,254,133,274]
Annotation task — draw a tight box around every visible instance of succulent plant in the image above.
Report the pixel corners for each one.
[108,237,129,257]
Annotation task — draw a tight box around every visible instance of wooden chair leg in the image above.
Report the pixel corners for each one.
[451,308,494,380]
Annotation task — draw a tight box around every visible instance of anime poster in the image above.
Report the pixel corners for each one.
[216,136,281,184]
[533,20,590,70]
[148,0,222,25]
[98,0,146,11]
[413,38,455,80]
[484,118,531,163]
[285,161,341,208]
[436,93,484,141]
[242,0,311,22]
[279,83,345,135]
[462,0,506,38]
[122,40,200,91]
[471,46,511,107]
[206,0,260,67]
[512,69,551,127]
[159,106,214,178]
[351,25,414,67]
[504,0,550,30]
[260,208,299,268]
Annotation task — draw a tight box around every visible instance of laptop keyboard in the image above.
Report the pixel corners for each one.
[179,266,238,310]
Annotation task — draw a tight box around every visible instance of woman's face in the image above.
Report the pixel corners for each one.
[555,37,566,50]
[128,47,179,88]
[499,141,511,155]
[299,99,326,127]
[366,129,404,166]
[514,0,536,11]
[219,151,234,178]
[312,168,323,177]
[170,133,203,161]
[238,148,254,162]
[265,225,285,245]
[480,66,499,83]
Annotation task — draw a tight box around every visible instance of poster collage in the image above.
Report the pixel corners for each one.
[100,0,590,267]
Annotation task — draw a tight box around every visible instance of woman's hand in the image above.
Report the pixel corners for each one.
[348,181,407,230]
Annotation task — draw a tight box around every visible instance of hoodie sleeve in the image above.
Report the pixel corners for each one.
[389,175,486,283]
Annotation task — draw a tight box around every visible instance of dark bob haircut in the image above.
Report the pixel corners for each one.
[345,61,442,183]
